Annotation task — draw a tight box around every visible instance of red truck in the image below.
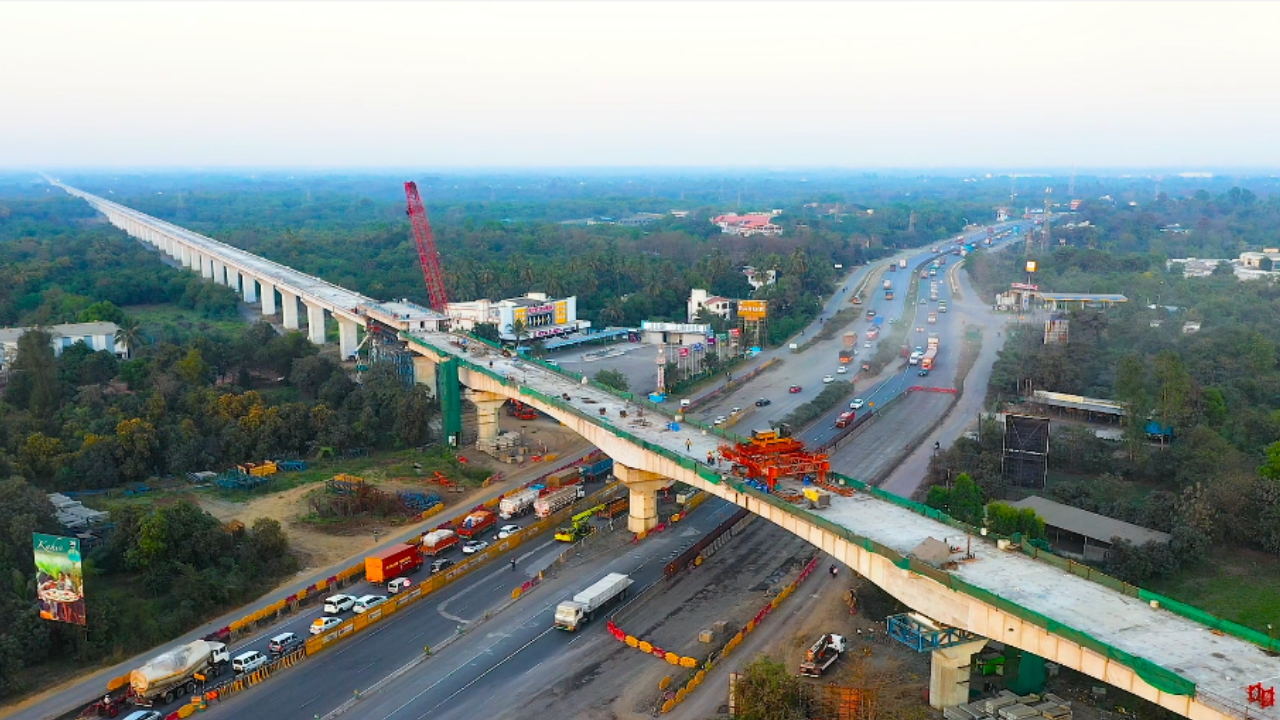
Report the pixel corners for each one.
[366,543,424,584]
[420,528,459,556]
[835,411,856,428]
[457,510,497,539]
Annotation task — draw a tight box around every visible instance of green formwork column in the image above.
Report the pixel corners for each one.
[1004,648,1046,695]
[438,358,462,447]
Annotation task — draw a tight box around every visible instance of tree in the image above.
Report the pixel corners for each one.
[1114,354,1151,459]
[115,418,159,480]
[510,318,529,348]
[4,329,60,420]
[175,348,210,385]
[290,355,341,400]
[471,322,500,343]
[17,433,64,487]
[394,386,435,447]
[731,656,807,720]
[114,317,145,359]
[1153,350,1195,429]
[593,368,630,393]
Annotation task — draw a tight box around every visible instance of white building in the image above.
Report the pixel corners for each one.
[360,300,451,334]
[712,213,783,237]
[687,289,733,323]
[447,293,590,342]
[742,266,777,291]
[0,321,126,372]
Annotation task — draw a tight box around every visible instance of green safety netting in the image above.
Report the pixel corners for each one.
[1137,589,1280,654]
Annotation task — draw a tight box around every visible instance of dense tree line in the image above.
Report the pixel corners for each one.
[927,187,1280,585]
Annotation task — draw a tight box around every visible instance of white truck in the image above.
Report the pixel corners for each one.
[499,488,539,519]
[534,485,584,518]
[130,639,230,705]
[882,279,892,290]
[799,633,847,677]
[554,572,633,631]
[898,258,907,269]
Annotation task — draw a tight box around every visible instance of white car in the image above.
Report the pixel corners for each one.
[864,342,871,348]
[822,375,834,384]
[497,524,520,539]
[713,415,727,425]
[849,399,866,410]
[232,650,267,674]
[836,365,848,374]
[323,594,355,614]
[352,594,387,614]
[462,540,490,554]
[310,616,342,635]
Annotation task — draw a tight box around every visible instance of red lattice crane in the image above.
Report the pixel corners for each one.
[404,181,449,311]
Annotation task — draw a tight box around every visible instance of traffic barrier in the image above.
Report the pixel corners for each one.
[605,619,702,670]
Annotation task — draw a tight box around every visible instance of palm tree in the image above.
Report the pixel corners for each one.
[115,318,144,359]
[511,318,529,349]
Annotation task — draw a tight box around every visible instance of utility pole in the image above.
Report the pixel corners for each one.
[1041,187,1053,252]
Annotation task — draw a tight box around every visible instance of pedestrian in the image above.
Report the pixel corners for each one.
[510,558,517,572]
[686,439,692,452]
[829,564,839,578]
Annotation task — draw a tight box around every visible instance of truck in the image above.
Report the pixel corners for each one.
[909,350,923,365]
[921,270,929,279]
[545,468,581,488]
[366,543,424,583]
[866,328,878,340]
[507,400,538,420]
[883,279,892,290]
[420,528,459,556]
[884,290,893,300]
[457,510,497,539]
[799,634,847,677]
[843,332,856,349]
[898,259,907,268]
[921,335,939,371]
[578,452,614,483]
[938,300,948,313]
[838,348,854,363]
[554,572,633,631]
[130,639,230,705]
[927,312,937,324]
[835,411,856,428]
[887,263,897,272]
[535,484,584,518]
[499,488,539,519]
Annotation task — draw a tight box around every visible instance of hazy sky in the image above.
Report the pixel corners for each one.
[3,2,1278,169]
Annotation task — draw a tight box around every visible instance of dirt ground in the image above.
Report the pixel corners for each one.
[197,417,591,575]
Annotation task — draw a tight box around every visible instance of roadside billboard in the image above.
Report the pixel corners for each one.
[33,533,87,626]
[738,300,768,321]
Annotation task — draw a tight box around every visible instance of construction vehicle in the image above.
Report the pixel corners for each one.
[507,400,538,421]
[366,543,424,584]
[718,429,829,492]
[554,573,632,631]
[555,505,604,542]
[799,634,847,677]
[129,639,230,706]
[420,529,459,556]
[535,484,584,518]
[499,488,539,519]
[457,510,497,539]
[404,181,449,312]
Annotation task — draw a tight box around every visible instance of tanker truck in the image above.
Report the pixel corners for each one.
[499,488,539,519]
[130,639,230,705]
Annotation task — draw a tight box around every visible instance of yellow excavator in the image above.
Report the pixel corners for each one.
[555,504,604,542]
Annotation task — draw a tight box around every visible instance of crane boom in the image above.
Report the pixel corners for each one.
[404,181,449,311]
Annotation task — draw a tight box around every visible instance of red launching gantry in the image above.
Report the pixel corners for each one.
[719,428,829,492]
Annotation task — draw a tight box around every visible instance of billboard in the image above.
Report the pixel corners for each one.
[738,300,768,321]
[33,533,86,626]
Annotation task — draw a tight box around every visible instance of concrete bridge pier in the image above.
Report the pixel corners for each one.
[242,275,258,303]
[261,281,277,316]
[281,291,300,330]
[226,267,241,291]
[212,259,225,286]
[180,245,193,269]
[200,254,214,280]
[466,391,507,446]
[929,639,988,709]
[338,318,359,360]
[614,464,671,534]
[305,302,326,345]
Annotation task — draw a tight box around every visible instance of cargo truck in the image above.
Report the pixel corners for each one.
[927,312,937,324]
[545,468,581,488]
[799,634,847,677]
[839,348,854,363]
[898,259,907,268]
[499,488,539,519]
[835,411,856,428]
[921,335,939,371]
[535,484,585,518]
[457,510,497,539]
[885,290,893,300]
[939,300,948,313]
[420,529,459,556]
[578,453,614,483]
[366,543,424,584]
[843,332,856,349]
[130,639,230,706]
[554,572,633,631]
[883,279,892,290]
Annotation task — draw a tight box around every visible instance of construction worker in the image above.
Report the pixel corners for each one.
[510,558,517,572]
[686,439,692,452]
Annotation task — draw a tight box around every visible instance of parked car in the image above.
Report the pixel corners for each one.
[754,398,772,407]
[430,558,455,574]
[310,616,342,635]
[822,375,834,384]
[849,399,866,410]
[323,594,355,614]
[462,540,490,555]
[268,632,303,656]
[387,577,412,595]
[788,385,802,393]
[353,594,388,614]
[232,650,267,674]
[497,524,520,539]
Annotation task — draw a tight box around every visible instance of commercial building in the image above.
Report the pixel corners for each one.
[447,293,590,343]
[712,213,783,237]
[0,321,126,372]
